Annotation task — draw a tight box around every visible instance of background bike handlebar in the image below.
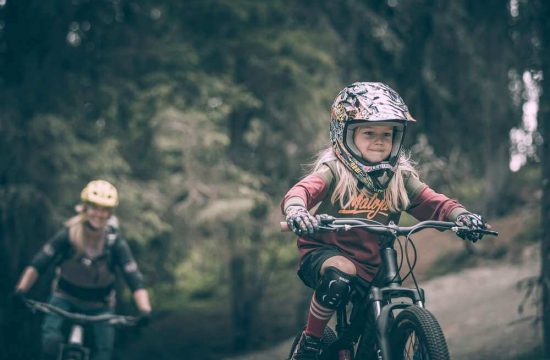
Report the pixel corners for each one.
[279,218,498,237]
[23,298,138,326]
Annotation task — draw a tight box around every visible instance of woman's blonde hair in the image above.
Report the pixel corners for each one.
[310,147,419,212]
[65,204,107,256]
[65,213,87,256]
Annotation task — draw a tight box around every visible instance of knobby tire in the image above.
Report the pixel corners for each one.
[390,306,450,360]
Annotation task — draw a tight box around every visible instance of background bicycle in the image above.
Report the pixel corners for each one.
[22,297,141,360]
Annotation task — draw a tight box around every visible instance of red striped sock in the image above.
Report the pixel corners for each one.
[305,292,335,338]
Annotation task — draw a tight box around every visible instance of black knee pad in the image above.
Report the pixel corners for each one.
[315,267,355,309]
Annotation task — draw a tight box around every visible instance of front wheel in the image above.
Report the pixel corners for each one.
[59,345,90,360]
[389,306,450,360]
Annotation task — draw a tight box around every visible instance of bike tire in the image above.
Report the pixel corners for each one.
[389,306,450,360]
[287,326,338,360]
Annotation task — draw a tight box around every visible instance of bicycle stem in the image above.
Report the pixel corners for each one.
[379,247,402,286]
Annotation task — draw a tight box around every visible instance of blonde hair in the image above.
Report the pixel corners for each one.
[65,213,86,256]
[310,147,419,212]
[64,205,106,256]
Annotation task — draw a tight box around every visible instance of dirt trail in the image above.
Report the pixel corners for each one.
[424,245,540,360]
[225,245,541,360]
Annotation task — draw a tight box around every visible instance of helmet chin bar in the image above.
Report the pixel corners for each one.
[369,169,394,190]
[360,156,399,191]
[363,161,394,172]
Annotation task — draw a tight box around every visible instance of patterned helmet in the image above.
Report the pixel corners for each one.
[80,180,119,208]
[330,82,415,192]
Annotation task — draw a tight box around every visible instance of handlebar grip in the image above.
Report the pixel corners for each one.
[280,221,290,232]
[480,229,499,236]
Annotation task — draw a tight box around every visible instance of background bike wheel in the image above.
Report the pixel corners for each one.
[287,326,338,360]
[390,306,450,360]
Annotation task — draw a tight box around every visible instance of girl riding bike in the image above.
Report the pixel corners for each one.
[14,180,152,360]
[282,82,489,360]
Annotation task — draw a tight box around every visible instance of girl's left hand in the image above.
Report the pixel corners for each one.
[455,213,489,242]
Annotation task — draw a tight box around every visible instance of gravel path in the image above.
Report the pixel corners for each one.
[225,246,541,360]
[426,246,541,360]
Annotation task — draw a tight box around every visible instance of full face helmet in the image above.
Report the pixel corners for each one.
[330,82,415,192]
[80,180,119,208]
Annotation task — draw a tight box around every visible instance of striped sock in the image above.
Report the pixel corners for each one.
[305,292,336,338]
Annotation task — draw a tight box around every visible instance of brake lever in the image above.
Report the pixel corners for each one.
[479,229,499,236]
[318,224,353,232]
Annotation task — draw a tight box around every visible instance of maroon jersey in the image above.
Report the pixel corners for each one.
[282,161,467,282]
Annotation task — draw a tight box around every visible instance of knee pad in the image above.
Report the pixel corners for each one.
[315,267,355,309]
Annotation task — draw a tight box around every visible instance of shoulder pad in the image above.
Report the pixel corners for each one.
[316,164,334,185]
[322,160,340,179]
[403,171,426,201]
[106,226,119,247]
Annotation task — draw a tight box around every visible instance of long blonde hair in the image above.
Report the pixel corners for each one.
[310,147,419,212]
[64,205,106,256]
[65,213,87,256]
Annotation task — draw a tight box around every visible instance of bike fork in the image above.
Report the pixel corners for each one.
[372,300,384,360]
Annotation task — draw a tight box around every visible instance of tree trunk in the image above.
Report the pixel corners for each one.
[540,0,550,355]
[541,86,550,357]
[483,142,511,217]
[0,186,55,359]
[230,253,250,351]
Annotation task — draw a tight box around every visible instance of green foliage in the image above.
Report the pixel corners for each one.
[0,0,543,356]
[174,247,225,300]
[424,249,480,280]
[514,211,542,245]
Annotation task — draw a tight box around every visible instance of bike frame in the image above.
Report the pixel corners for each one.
[294,219,498,360]
[326,232,422,359]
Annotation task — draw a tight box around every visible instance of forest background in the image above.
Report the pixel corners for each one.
[1,1,549,359]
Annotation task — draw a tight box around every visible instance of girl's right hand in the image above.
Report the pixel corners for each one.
[285,206,320,237]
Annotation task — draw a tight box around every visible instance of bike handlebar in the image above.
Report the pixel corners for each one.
[23,298,138,326]
[280,218,499,237]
